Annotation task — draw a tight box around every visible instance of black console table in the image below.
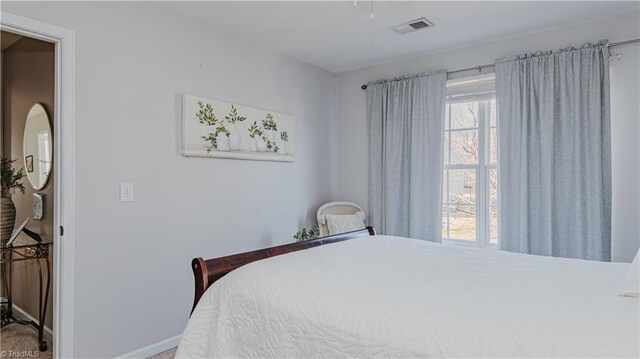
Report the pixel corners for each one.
[1,236,52,351]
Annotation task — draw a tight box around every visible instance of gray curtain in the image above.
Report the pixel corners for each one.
[496,41,611,261]
[367,71,447,241]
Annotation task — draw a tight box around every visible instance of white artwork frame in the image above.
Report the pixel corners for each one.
[182,94,295,162]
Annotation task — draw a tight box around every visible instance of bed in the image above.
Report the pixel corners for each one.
[177,228,639,358]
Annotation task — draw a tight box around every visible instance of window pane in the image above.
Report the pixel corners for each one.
[489,208,498,244]
[490,206,498,244]
[489,168,497,208]
[447,169,476,205]
[449,130,478,164]
[444,132,450,163]
[490,127,497,164]
[448,205,476,241]
[450,102,479,129]
[442,205,448,239]
[442,170,448,204]
[489,168,498,244]
[489,99,496,127]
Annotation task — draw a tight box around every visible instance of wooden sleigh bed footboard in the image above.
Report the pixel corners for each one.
[191,226,376,313]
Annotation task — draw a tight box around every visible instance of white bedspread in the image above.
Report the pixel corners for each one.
[176,235,639,358]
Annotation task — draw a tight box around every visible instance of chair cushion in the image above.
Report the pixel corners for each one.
[325,211,366,235]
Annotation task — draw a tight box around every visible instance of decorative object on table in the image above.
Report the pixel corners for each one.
[182,94,295,162]
[317,201,366,237]
[7,218,43,246]
[25,155,34,173]
[33,193,44,220]
[23,103,53,190]
[293,226,320,242]
[1,158,25,243]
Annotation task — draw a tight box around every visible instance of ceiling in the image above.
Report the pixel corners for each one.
[164,1,639,73]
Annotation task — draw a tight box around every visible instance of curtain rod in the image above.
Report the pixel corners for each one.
[360,38,640,90]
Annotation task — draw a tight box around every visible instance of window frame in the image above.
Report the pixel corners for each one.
[442,97,497,249]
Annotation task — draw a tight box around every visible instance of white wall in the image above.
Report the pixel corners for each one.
[3,2,337,358]
[610,38,640,263]
[335,12,640,262]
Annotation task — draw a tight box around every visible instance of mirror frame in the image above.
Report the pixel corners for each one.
[23,103,53,191]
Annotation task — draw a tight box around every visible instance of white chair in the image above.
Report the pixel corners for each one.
[316,201,366,237]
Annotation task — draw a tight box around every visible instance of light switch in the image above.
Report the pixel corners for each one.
[120,183,134,202]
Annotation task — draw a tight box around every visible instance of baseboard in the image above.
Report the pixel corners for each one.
[1,298,54,340]
[116,334,181,359]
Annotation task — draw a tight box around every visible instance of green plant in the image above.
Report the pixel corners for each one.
[249,120,279,152]
[196,101,231,152]
[248,121,262,139]
[195,101,217,126]
[262,113,278,131]
[201,126,231,153]
[261,135,279,153]
[225,105,246,124]
[280,131,289,142]
[263,136,277,152]
[1,158,25,198]
[294,226,320,242]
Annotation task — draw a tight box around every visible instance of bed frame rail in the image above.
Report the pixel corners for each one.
[191,226,376,313]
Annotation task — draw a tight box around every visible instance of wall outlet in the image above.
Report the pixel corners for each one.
[120,183,134,202]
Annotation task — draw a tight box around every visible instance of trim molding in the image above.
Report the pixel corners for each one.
[116,335,181,359]
[0,11,77,359]
[10,302,54,339]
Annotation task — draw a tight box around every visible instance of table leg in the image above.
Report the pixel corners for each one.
[36,256,50,351]
[1,254,13,327]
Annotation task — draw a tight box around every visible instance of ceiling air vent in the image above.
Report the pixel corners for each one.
[390,18,434,35]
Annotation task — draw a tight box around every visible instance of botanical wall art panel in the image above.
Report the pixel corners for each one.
[182,94,295,162]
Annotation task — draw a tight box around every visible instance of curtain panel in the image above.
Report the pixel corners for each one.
[367,71,447,241]
[496,41,611,261]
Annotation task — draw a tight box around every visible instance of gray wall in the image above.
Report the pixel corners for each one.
[1,36,55,329]
[335,12,640,263]
[2,2,639,357]
[2,2,337,357]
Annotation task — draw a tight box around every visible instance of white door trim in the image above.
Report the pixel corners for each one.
[1,11,76,359]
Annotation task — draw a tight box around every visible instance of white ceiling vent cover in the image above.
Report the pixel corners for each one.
[390,18,435,35]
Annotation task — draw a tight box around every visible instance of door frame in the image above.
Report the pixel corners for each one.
[1,11,76,359]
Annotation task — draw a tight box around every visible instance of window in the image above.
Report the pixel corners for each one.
[442,75,497,247]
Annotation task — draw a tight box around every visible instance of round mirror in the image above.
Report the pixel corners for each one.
[23,104,53,190]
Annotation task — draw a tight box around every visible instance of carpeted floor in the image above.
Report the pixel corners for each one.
[0,323,53,359]
[1,320,176,359]
[147,347,177,359]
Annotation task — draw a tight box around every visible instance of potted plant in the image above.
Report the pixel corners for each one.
[214,125,231,152]
[262,113,278,142]
[278,131,289,154]
[225,105,246,150]
[1,158,25,242]
[248,121,267,152]
[264,135,278,153]
[196,101,231,152]
[196,101,217,149]
[293,226,320,242]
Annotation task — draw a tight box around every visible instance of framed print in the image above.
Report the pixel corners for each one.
[182,94,294,162]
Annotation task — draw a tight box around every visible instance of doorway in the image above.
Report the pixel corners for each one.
[1,29,55,357]
[1,12,76,359]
